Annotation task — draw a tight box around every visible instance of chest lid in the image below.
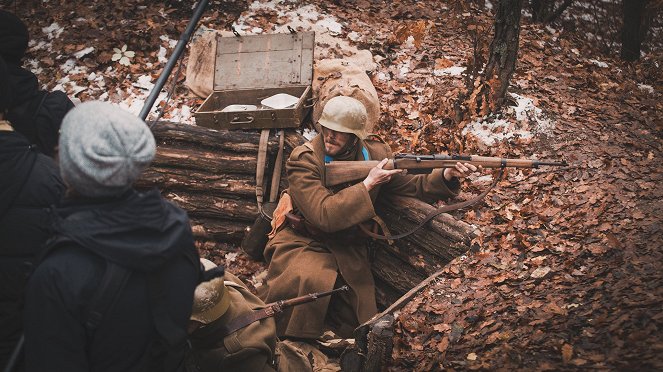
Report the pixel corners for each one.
[213,31,315,91]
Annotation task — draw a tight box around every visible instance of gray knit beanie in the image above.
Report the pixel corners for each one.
[59,101,156,197]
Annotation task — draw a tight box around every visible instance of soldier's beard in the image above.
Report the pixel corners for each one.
[326,136,358,160]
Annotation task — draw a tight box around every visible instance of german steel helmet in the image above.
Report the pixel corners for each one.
[190,258,230,324]
[318,96,368,139]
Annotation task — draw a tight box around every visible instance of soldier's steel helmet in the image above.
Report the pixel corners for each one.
[190,258,230,324]
[318,96,368,139]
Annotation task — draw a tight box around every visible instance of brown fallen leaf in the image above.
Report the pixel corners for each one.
[562,344,573,364]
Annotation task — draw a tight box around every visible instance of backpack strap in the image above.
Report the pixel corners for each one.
[148,271,188,347]
[85,261,131,334]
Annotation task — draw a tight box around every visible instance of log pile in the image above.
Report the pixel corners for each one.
[135,122,282,242]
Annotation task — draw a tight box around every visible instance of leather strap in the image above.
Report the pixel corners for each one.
[216,302,284,339]
[255,129,270,214]
[268,130,285,203]
[359,168,505,240]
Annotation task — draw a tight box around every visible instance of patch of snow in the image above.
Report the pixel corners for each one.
[545,25,557,34]
[116,88,168,118]
[157,46,168,64]
[399,63,410,77]
[315,17,343,35]
[60,59,86,74]
[348,31,361,42]
[159,35,177,48]
[589,59,608,68]
[134,74,155,91]
[168,105,194,124]
[53,76,87,97]
[302,128,318,141]
[376,71,390,82]
[73,46,95,59]
[638,84,654,94]
[25,59,42,75]
[434,66,465,77]
[510,93,554,134]
[462,93,554,146]
[462,117,530,146]
[244,2,373,69]
[485,0,493,10]
[571,48,580,55]
[29,40,51,51]
[43,22,63,39]
[403,35,416,49]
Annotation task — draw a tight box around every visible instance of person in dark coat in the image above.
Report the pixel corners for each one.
[0,9,74,157]
[23,101,200,372]
[0,55,65,370]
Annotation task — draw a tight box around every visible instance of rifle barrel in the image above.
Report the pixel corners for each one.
[138,0,209,121]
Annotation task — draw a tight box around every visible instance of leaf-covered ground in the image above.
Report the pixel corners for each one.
[9,0,662,370]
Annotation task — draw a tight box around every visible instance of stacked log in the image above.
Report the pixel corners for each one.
[135,122,282,242]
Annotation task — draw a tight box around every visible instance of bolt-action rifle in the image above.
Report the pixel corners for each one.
[325,154,567,187]
[218,286,349,337]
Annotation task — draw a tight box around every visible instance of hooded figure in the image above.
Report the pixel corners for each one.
[0,55,65,370]
[0,10,74,157]
[23,102,200,372]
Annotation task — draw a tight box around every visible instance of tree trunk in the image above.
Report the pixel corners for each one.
[621,0,648,61]
[465,0,523,118]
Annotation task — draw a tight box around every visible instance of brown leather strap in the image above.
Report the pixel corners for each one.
[268,130,285,203]
[217,303,284,338]
[359,168,505,240]
[256,129,270,213]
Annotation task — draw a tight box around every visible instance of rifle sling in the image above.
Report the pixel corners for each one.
[256,129,270,215]
[359,168,505,240]
[216,302,284,339]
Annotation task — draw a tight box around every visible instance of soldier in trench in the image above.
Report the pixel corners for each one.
[259,96,478,340]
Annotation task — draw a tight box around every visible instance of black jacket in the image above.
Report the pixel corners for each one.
[23,189,200,372]
[0,130,64,367]
[6,65,74,157]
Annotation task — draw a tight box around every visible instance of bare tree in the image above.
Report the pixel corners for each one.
[462,0,524,119]
[621,0,648,61]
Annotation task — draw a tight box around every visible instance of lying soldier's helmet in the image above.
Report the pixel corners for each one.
[191,258,230,324]
[318,96,368,139]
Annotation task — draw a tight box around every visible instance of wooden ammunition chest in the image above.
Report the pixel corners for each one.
[194,31,315,130]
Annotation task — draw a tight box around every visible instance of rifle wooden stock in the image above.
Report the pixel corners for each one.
[324,155,567,187]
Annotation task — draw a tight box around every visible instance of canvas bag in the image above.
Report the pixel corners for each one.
[311,59,380,134]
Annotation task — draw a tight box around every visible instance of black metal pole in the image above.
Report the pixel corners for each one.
[138,0,209,121]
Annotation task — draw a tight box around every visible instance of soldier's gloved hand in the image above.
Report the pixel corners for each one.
[363,158,405,191]
[444,162,480,181]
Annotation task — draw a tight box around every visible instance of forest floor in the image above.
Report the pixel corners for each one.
[7,0,662,370]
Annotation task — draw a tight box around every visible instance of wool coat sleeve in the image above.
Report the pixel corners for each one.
[365,141,460,203]
[287,146,377,233]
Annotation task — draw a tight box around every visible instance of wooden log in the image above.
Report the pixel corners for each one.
[163,192,258,221]
[136,122,284,245]
[138,167,255,198]
[189,217,248,242]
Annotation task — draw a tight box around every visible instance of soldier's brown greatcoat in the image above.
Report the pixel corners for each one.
[259,134,459,339]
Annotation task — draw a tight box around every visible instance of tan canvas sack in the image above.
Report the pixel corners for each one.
[312,59,380,134]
